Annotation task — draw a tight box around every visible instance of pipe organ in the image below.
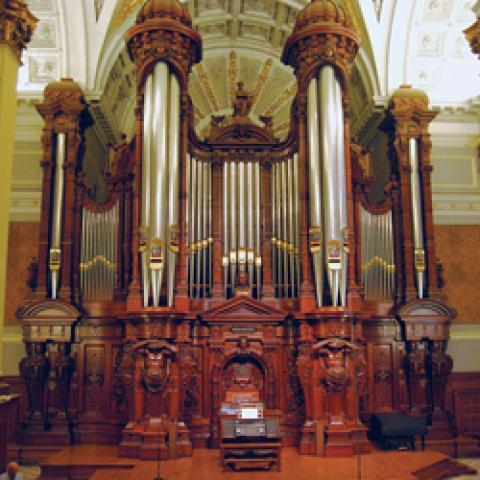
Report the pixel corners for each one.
[18,0,458,461]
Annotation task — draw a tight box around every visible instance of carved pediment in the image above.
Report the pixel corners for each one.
[201,297,286,324]
[397,299,456,322]
[397,299,455,341]
[17,299,81,343]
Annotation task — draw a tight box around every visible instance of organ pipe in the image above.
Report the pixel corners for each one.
[409,138,425,298]
[223,163,230,295]
[334,77,348,307]
[142,74,153,307]
[140,62,183,306]
[360,206,395,300]
[80,202,119,302]
[167,73,180,307]
[307,78,323,306]
[254,162,261,299]
[50,132,66,299]
[319,65,347,307]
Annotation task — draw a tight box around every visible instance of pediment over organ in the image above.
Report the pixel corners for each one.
[200,296,286,324]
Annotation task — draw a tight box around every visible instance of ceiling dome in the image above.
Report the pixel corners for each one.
[294,0,352,32]
[136,0,192,27]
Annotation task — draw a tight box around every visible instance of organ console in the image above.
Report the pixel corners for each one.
[16,0,457,461]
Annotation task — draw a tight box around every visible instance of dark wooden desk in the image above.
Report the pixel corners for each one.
[219,412,281,471]
[0,394,21,472]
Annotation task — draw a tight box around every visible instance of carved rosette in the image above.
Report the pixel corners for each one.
[125,0,202,90]
[281,0,360,88]
[464,1,480,59]
[0,0,37,62]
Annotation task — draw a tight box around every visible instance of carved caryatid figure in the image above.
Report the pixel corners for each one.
[20,342,49,419]
[45,343,74,419]
[406,341,428,413]
[141,347,171,395]
[314,339,359,425]
[233,81,253,117]
[428,340,453,412]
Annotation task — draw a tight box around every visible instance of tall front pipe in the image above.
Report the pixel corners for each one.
[254,162,261,298]
[247,162,254,290]
[230,162,237,289]
[223,163,230,295]
[50,132,66,299]
[319,66,344,307]
[334,76,348,306]
[196,160,204,297]
[150,62,169,306]
[167,73,180,307]
[410,138,425,298]
[307,79,323,306]
[189,157,197,297]
[142,74,153,306]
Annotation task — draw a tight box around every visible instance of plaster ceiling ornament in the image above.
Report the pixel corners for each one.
[26,0,54,12]
[29,19,56,48]
[28,55,58,82]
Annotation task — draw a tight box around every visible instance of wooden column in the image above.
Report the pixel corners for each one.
[35,79,91,303]
[382,86,438,302]
[0,1,36,372]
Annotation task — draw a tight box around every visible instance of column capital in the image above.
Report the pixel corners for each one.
[0,0,38,62]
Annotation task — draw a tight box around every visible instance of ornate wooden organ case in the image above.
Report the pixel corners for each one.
[17,0,456,459]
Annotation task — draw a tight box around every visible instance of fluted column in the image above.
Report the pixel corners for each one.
[0,1,36,372]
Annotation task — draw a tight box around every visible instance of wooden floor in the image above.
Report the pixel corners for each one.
[37,445,478,480]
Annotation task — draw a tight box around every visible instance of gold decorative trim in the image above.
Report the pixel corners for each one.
[264,81,297,117]
[251,57,273,104]
[228,50,237,107]
[195,63,220,112]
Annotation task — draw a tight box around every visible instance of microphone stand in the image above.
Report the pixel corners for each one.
[153,431,164,480]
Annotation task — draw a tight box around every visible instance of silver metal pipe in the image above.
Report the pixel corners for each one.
[150,62,169,306]
[51,132,66,299]
[238,162,246,279]
[293,153,300,297]
[410,138,425,298]
[307,79,323,306]
[319,66,342,307]
[281,160,288,297]
[247,162,254,291]
[224,163,230,295]
[208,161,213,293]
[334,77,348,307]
[230,162,237,290]
[167,73,180,307]
[202,160,209,296]
[275,161,283,296]
[142,73,153,306]
[196,160,204,298]
[189,157,197,298]
[271,162,277,293]
[287,157,295,298]
[254,161,261,298]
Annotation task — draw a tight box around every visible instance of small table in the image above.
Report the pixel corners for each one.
[219,413,281,471]
[370,413,427,451]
